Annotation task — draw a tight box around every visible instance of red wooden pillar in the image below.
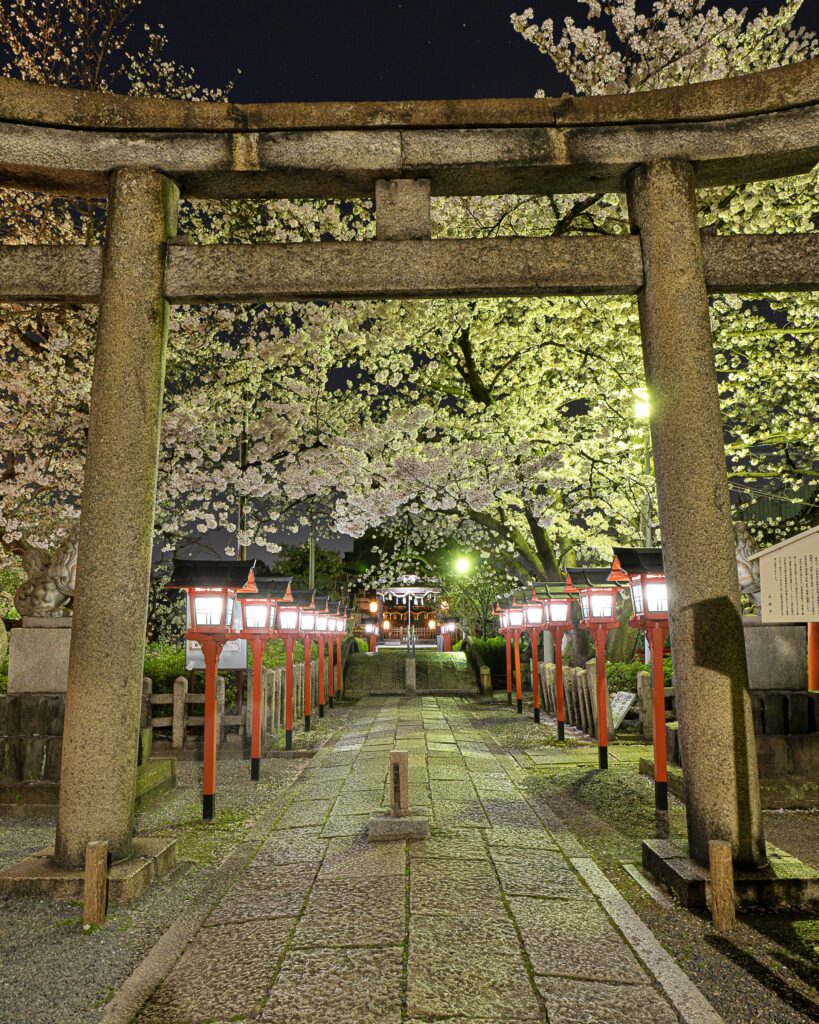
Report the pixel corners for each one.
[513,631,523,714]
[327,638,335,708]
[504,631,513,706]
[284,636,295,750]
[528,629,541,723]
[594,626,610,770]
[336,636,343,699]
[554,629,567,742]
[317,638,326,717]
[809,621,819,693]
[648,621,670,811]
[303,636,312,731]
[199,636,225,819]
[443,631,452,652]
[248,636,266,781]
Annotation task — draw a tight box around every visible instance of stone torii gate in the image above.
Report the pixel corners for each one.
[1,62,817,872]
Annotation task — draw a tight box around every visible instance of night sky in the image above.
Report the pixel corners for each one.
[137,0,819,105]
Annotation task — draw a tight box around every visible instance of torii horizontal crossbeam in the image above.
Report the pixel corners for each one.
[0,233,815,304]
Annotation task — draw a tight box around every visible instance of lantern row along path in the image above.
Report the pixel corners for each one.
[131,695,713,1024]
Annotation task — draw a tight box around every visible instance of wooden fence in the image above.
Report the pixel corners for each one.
[142,639,358,751]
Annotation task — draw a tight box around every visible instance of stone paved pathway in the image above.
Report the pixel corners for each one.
[134,696,691,1024]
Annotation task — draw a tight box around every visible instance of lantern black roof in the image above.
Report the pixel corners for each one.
[361,614,377,625]
[167,558,257,590]
[443,616,460,624]
[253,576,292,601]
[290,588,315,608]
[611,547,665,575]
[495,597,512,610]
[313,594,330,612]
[531,580,571,598]
[565,567,616,588]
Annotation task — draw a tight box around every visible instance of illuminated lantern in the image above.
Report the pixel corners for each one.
[167,558,256,820]
[570,567,622,771]
[237,576,291,781]
[362,614,379,653]
[440,616,459,653]
[611,547,670,811]
[532,583,575,742]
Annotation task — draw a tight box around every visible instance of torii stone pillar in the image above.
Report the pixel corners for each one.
[627,160,766,868]
[55,169,178,868]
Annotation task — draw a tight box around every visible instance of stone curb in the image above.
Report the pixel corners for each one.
[98,733,342,1024]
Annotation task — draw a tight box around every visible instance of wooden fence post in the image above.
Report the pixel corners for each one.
[709,840,736,931]
[83,840,108,929]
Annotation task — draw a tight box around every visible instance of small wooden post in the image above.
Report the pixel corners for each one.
[83,840,108,929]
[708,840,736,932]
[390,751,409,818]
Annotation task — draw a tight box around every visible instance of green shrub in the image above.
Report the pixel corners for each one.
[605,658,672,692]
[143,643,186,691]
[354,637,369,653]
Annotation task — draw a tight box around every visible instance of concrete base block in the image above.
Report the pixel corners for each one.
[642,837,819,910]
[743,618,807,691]
[8,624,72,694]
[0,835,177,906]
[367,813,429,842]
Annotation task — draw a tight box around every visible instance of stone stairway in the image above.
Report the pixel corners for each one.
[415,651,477,693]
[345,649,478,696]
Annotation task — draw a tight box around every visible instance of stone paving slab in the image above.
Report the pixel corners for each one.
[275,798,334,829]
[292,876,405,947]
[509,896,647,983]
[409,828,488,861]
[206,863,316,926]
[536,977,680,1024]
[407,913,541,1021]
[318,834,406,879]
[491,847,594,900]
[254,828,328,866]
[135,917,294,1024]
[259,946,404,1024]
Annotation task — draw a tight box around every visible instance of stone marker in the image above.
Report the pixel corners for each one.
[8,618,72,694]
[708,840,736,932]
[83,840,108,929]
[610,691,638,731]
[389,750,409,817]
[368,748,429,842]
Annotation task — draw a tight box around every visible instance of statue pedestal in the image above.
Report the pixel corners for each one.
[8,618,72,694]
[743,616,807,691]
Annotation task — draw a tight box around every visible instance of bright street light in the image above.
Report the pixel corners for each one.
[455,555,471,574]
[634,387,650,421]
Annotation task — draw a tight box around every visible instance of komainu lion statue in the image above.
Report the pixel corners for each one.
[734,521,762,614]
[13,526,79,618]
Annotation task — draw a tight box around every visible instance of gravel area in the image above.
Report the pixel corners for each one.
[0,701,356,1024]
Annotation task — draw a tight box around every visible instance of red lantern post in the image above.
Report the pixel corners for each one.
[495,602,513,706]
[509,601,526,714]
[315,601,328,717]
[237,576,292,781]
[167,559,257,819]
[572,568,621,770]
[523,591,547,723]
[612,548,670,811]
[542,588,573,742]
[276,596,302,750]
[334,606,346,699]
